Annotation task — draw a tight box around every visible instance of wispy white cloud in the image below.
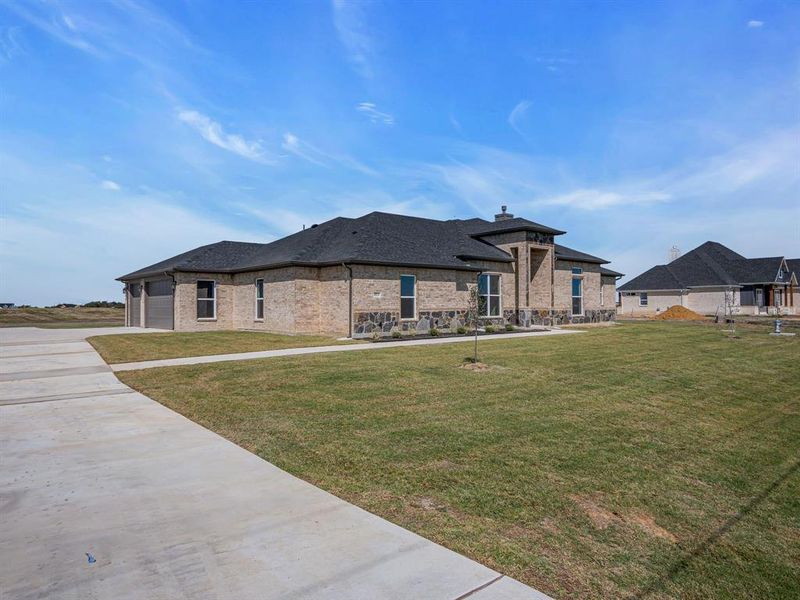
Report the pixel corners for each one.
[282,132,378,175]
[332,0,374,79]
[532,55,578,72]
[1,150,266,305]
[4,0,209,74]
[537,189,671,210]
[177,109,275,164]
[747,20,764,28]
[449,113,464,136]
[281,132,327,167]
[425,128,800,217]
[100,179,121,191]
[0,26,26,63]
[356,102,394,125]
[4,1,100,56]
[508,100,532,135]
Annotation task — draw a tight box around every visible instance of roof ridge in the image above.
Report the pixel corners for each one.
[693,248,735,284]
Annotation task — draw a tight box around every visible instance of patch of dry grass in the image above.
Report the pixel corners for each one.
[118,322,800,599]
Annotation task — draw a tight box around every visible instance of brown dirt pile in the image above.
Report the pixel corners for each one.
[654,305,705,321]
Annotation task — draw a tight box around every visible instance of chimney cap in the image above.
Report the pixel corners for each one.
[494,205,514,222]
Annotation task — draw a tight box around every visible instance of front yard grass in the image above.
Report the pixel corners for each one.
[117,321,800,599]
[88,330,357,364]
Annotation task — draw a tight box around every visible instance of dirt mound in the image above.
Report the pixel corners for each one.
[655,305,705,321]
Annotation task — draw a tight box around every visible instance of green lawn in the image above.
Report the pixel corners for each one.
[0,307,125,328]
[89,330,357,363]
[117,322,800,599]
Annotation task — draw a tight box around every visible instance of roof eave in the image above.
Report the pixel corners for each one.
[471,225,566,237]
[117,269,176,282]
[555,255,609,265]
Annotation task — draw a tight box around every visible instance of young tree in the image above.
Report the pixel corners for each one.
[466,283,481,363]
[723,286,737,336]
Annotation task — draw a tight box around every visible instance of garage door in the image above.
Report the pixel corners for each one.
[144,279,174,330]
[129,284,141,327]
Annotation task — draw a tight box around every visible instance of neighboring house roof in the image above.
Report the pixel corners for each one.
[119,211,616,281]
[554,244,609,265]
[618,241,796,292]
[787,259,800,281]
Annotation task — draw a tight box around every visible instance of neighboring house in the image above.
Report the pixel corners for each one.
[0,303,15,309]
[118,208,622,336]
[618,241,798,316]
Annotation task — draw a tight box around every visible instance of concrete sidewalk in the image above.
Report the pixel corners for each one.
[112,328,578,372]
[1,327,551,600]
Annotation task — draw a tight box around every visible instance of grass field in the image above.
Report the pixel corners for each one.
[118,321,800,599]
[88,330,357,363]
[0,307,125,328]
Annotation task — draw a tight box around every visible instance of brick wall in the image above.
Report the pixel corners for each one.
[174,272,235,331]
[554,260,601,311]
[619,291,685,315]
[231,267,297,333]
[171,254,615,334]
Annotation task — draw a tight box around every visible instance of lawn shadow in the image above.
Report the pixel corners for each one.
[633,457,800,599]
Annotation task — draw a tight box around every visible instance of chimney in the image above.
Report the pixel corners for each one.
[494,205,514,222]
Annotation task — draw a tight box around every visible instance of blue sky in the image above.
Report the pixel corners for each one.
[1,0,798,305]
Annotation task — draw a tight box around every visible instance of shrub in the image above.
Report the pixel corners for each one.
[484,325,496,334]
[505,323,515,331]
[371,331,382,341]
[456,326,468,335]
[391,328,402,339]
[429,327,440,336]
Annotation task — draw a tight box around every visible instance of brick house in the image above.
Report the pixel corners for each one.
[618,241,798,316]
[118,208,621,336]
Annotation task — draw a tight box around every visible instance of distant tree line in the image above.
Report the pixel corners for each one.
[45,301,124,309]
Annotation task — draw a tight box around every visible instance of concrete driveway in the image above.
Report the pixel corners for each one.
[1,327,550,600]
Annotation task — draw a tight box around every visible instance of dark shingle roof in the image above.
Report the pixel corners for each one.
[461,217,566,237]
[119,241,266,280]
[787,259,800,279]
[554,244,609,265]
[619,241,794,291]
[600,267,624,277]
[119,212,519,280]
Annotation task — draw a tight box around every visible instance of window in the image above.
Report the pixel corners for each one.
[479,274,501,317]
[600,283,604,306]
[571,267,583,275]
[571,276,583,315]
[196,280,216,319]
[255,278,264,320]
[400,275,416,319]
[639,292,648,307]
[778,267,783,280]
